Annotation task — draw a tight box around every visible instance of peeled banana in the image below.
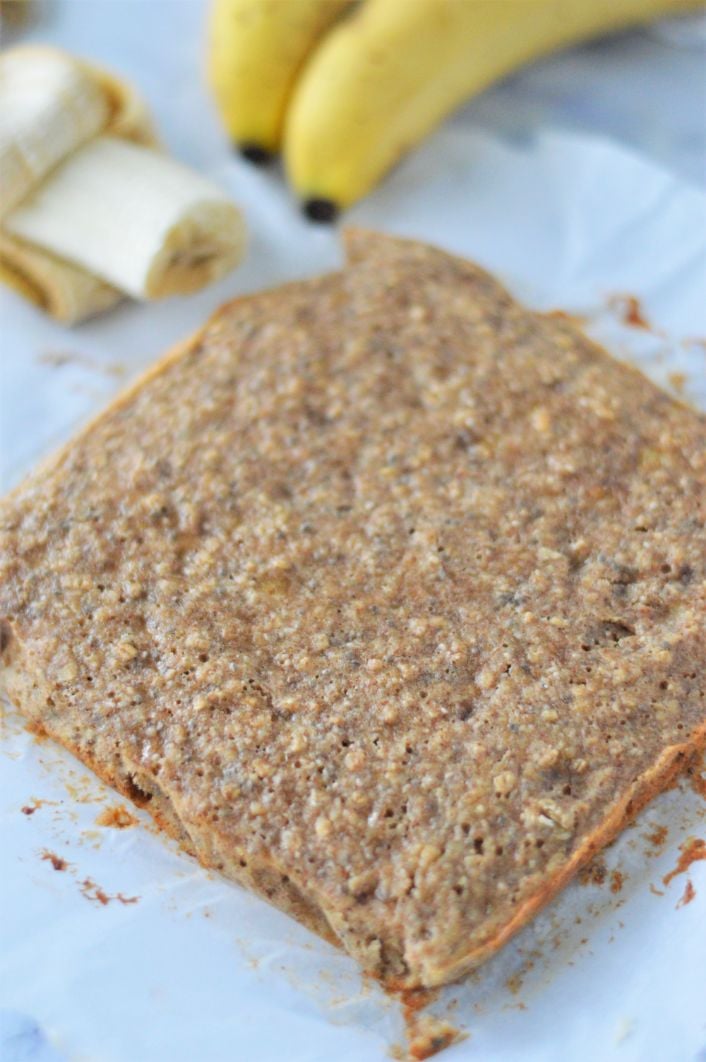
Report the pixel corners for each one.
[208,0,351,162]
[0,46,244,323]
[0,45,109,219]
[6,137,245,300]
[285,0,705,216]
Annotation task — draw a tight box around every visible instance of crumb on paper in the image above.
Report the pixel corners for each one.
[667,371,686,394]
[645,825,669,852]
[79,876,139,906]
[676,880,696,909]
[608,293,651,331]
[663,838,706,887]
[40,849,69,872]
[96,804,139,829]
[407,1015,466,1060]
[609,870,625,894]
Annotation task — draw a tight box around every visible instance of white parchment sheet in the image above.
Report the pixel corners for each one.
[1,120,705,1062]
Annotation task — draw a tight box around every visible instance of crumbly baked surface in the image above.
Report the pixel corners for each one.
[2,230,705,988]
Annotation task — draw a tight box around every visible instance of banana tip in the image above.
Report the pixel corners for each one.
[238,142,273,166]
[303,198,339,224]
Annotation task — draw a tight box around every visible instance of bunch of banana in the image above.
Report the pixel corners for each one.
[1,46,245,323]
[208,0,703,219]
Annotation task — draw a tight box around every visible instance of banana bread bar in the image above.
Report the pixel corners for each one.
[2,230,705,988]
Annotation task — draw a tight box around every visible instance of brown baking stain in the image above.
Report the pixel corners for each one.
[667,372,686,394]
[79,877,139,906]
[663,838,706,887]
[609,294,650,330]
[645,825,668,852]
[96,804,138,829]
[676,880,696,909]
[609,870,624,894]
[649,883,665,897]
[41,849,69,872]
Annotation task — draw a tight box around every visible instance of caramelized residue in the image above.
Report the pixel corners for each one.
[610,293,650,330]
[96,804,138,829]
[676,880,696,909]
[663,838,706,887]
[40,849,69,872]
[79,877,139,906]
[609,870,624,894]
[645,825,668,851]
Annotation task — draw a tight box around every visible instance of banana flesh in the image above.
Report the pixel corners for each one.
[0,45,109,219]
[0,46,244,322]
[6,137,245,299]
[285,0,705,213]
[208,0,352,159]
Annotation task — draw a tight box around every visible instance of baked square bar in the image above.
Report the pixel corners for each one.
[2,231,705,988]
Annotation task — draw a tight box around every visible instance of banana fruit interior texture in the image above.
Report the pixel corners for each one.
[275,0,703,215]
[0,46,245,323]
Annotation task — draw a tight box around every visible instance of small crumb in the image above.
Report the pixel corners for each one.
[663,838,706,887]
[407,1015,466,1060]
[608,293,650,331]
[610,870,625,894]
[676,880,696,909]
[96,804,139,829]
[645,825,668,852]
[40,849,69,872]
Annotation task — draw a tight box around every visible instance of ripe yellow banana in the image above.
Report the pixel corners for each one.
[208,0,352,162]
[285,0,704,217]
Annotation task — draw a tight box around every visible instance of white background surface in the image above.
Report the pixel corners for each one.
[1,4,705,1061]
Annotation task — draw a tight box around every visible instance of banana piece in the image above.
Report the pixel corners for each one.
[0,233,122,324]
[1,46,244,321]
[5,136,245,299]
[0,45,110,219]
[208,0,352,161]
[285,0,705,216]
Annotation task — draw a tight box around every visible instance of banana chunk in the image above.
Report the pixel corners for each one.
[6,137,245,299]
[0,45,110,220]
[0,45,244,321]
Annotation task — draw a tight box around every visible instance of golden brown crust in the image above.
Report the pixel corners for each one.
[2,230,705,988]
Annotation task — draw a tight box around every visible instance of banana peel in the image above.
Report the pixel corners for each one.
[284,0,705,217]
